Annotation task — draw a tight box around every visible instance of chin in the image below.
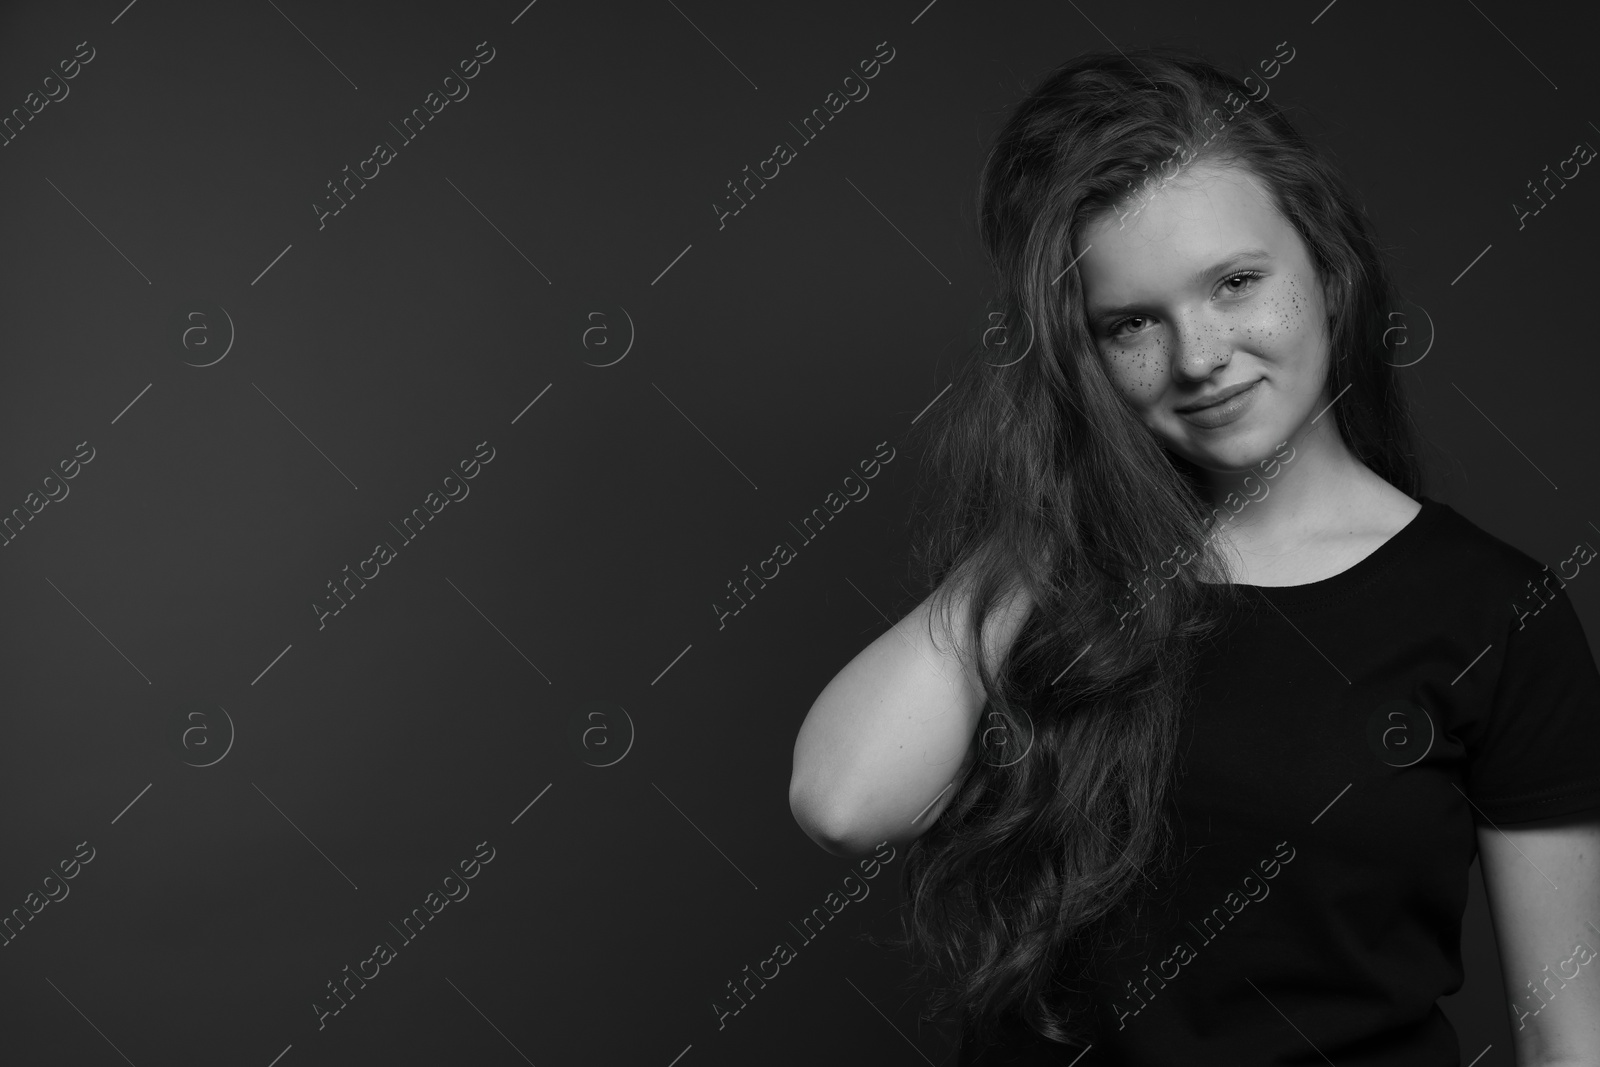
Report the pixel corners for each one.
[1170,427,1278,473]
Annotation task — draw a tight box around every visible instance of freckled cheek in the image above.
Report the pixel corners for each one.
[1101,338,1169,405]
[1241,279,1314,352]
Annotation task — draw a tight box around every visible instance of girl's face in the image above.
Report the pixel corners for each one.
[1078,161,1335,474]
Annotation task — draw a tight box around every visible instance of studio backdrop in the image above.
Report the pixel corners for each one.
[0,0,1594,1064]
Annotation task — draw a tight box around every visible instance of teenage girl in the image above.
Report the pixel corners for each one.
[790,46,1600,1066]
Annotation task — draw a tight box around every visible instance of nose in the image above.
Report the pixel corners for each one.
[1169,312,1231,383]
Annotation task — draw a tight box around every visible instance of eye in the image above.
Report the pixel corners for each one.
[1221,269,1265,294]
[1103,271,1266,341]
[1105,315,1151,341]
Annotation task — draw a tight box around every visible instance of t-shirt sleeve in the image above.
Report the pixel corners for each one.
[1466,582,1600,823]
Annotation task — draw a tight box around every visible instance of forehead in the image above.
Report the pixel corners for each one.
[1078,162,1295,301]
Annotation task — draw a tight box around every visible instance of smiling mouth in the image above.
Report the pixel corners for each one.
[1175,379,1260,413]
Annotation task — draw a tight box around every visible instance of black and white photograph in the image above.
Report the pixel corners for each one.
[1,1,1597,1064]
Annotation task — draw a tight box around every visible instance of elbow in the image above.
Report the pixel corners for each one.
[789,776,887,858]
[788,774,848,855]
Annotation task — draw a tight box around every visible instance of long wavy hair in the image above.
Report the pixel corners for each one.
[890,46,1425,1048]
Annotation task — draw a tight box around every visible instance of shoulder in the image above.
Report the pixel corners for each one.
[1313,472,1576,619]
[1421,499,1559,576]
[1407,498,1600,631]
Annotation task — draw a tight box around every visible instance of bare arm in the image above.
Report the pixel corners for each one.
[1478,811,1600,1066]
[788,575,1035,857]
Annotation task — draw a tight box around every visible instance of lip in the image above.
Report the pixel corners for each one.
[1176,379,1261,429]
[1176,379,1260,413]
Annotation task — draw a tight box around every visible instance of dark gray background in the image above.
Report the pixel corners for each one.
[0,0,1593,1063]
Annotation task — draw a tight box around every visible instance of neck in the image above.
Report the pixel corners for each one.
[1200,412,1367,554]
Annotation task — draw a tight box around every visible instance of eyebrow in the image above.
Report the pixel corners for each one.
[1086,247,1276,323]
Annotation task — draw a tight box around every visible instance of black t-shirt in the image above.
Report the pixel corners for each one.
[958,496,1600,1065]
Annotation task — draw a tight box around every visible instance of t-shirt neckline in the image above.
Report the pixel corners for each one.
[1229,495,1444,611]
